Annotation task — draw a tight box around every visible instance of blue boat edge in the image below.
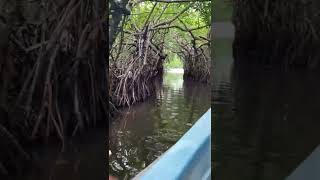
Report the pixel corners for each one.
[133,108,211,180]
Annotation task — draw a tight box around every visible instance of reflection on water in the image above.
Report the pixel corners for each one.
[109,69,211,179]
[213,34,320,179]
[163,69,184,90]
[166,68,184,74]
[14,127,106,180]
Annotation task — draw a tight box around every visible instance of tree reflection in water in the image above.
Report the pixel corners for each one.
[109,71,211,179]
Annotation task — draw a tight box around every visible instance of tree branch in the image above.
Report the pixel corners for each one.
[152,4,191,28]
[143,2,158,28]
[155,4,169,23]
[151,24,208,31]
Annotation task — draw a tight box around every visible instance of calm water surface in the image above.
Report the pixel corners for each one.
[12,127,106,180]
[109,70,211,179]
[213,24,320,180]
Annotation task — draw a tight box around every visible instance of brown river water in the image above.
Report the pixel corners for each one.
[213,22,320,180]
[10,69,210,180]
[109,70,211,179]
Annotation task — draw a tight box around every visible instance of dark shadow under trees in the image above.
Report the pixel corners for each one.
[233,0,320,69]
[0,0,107,176]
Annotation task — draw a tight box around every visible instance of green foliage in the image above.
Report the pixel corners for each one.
[121,1,210,52]
[164,54,183,68]
[192,1,211,25]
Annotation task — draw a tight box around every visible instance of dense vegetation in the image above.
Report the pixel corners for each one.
[164,55,183,68]
[0,0,211,177]
[109,0,211,108]
[233,0,320,69]
[0,0,107,177]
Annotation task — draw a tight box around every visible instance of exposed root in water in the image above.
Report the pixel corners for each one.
[110,29,166,106]
[233,0,320,69]
[109,2,211,107]
[0,0,107,176]
[174,20,211,83]
[182,46,210,83]
[109,3,190,107]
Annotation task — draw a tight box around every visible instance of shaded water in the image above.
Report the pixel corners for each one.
[12,127,106,180]
[109,70,211,179]
[213,24,320,180]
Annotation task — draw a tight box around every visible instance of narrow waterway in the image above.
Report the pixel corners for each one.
[109,69,211,179]
[213,22,320,180]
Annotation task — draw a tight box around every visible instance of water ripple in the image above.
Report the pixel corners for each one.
[109,72,210,179]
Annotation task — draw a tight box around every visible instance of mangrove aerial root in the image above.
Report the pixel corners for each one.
[0,0,107,175]
[233,0,320,68]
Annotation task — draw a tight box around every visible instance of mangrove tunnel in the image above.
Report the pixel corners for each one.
[109,0,211,179]
[0,0,211,179]
[109,0,211,108]
[213,0,320,180]
[3,0,320,179]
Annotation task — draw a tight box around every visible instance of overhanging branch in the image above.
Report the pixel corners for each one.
[152,4,191,28]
